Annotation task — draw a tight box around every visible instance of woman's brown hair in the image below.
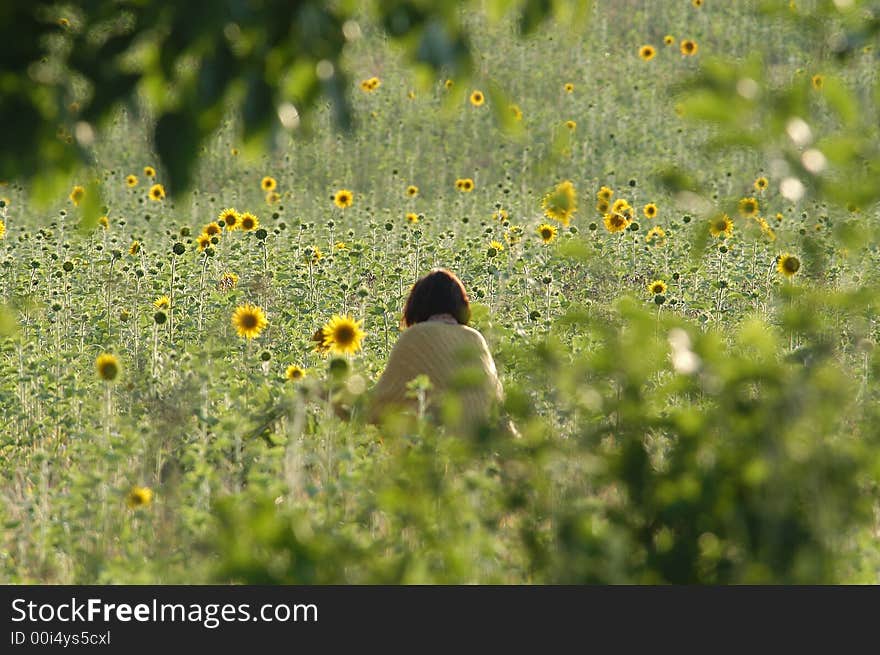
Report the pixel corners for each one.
[402,269,471,327]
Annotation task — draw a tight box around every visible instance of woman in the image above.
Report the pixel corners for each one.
[367,269,508,433]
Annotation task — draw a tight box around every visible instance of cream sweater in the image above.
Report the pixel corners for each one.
[367,320,503,427]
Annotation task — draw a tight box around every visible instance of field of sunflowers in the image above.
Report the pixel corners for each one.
[1,1,879,584]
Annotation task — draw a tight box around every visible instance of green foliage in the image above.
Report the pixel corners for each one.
[0,0,571,200]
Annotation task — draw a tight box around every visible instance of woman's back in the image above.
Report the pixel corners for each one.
[368,318,503,427]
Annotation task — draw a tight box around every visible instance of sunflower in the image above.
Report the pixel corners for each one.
[125,175,138,188]
[564,83,574,93]
[261,176,277,192]
[811,74,824,90]
[154,295,170,309]
[756,217,776,241]
[505,225,523,245]
[639,45,656,61]
[321,315,365,355]
[129,241,140,256]
[308,327,328,355]
[232,304,268,339]
[603,212,629,233]
[0,218,6,240]
[285,365,306,382]
[239,212,259,231]
[360,77,380,92]
[456,178,475,192]
[680,39,698,56]
[777,253,801,278]
[335,241,347,250]
[537,223,558,244]
[149,184,165,201]
[470,90,485,107]
[611,198,630,214]
[333,189,354,208]
[489,239,505,253]
[99,216,109,229]
[69,185,85,206]
[218,272,238,290]
[219,208,239,230]
[509,104,523,121]
[203,222,222,237]
[664,35,675,45]
[95,353,120,381]
[126,486,153,509]
[648,280,667,295]
[709,214,734,238]
[754,177,769,192]
[406,212,419,224]
[738,197,759,217]
[645,225,666,245]
[196,233,212,251]
[542,180,578,226]
[692,0,703,7]
[444,79,454,89]
[266,191,281,204]
[564,120,577,130]
[597,186,614,201]
[596,199,610,214]
[643,203,658,219]
[144,166,156,178]
[230,147,239,156]
[406,185,419,197]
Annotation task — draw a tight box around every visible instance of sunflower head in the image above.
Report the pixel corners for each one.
[129,241,140,256]
[239,212,259,231]
[69,185,85,206]
[154,295,170,310]
[203,222,222,237]
[709,213,734,238]
[680,39,698,56]
[597,186,614,202]
[321,315,365,355]
[643,203,658,219]
[777,253,801,277]
[96,353,120,381]
[564,120,577,130]
[406,185,419,197]
[232,304,268,339]
[455,178,474,192]
[144,166,156,178]
[639,45,656,61]
[603,212,629,233]
[196,233,212,251]
[469,90,485,107]
[126,486,153,509]
[664,35,675,45]
[564,83,574,93]
[537,223,558,244]
[611,198,630,213]
[406,212,419,224]
[285,365,306,382]
[125,175,138,188]
[220,208,239,230]
[646,225,666,245]
[754,177,769,192]
[149,184,165,201]
[738,197,759,217]
[542,180,578,227]
[218,272,238,290]
[261,176,277,192]
[811,74,824,90]
[333,189,354,208]
[509,104,523,120]
[648,280,668,295]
